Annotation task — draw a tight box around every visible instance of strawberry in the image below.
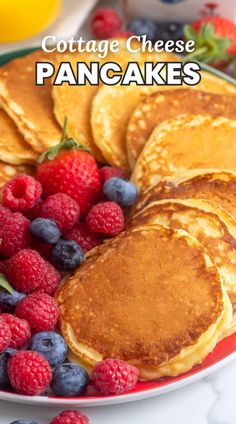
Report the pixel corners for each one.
[37,131,101,216]
[184,17,236,68]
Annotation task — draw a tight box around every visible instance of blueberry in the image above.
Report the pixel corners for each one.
[0,348,16,388]
[0,290,25,310]
[51,363,89,396]
[29,331,67,368]
[127,18,157,41]
[30,218,61,244]
[158,22,184,42]
[52,239,84,271]
[159,0,185,3]
[103,177,138,206]
[10,421,38,424]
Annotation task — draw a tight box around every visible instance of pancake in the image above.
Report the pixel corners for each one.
[0,50,61,153]
[52,40,158,163]
[132,170,236,217]
[127,90,236,169]
[197,70,236,96]
[0,108,37,165]
[131,115,236,191]
[0,162,34,191]
[91,52,178,171]
[57,224,231,380]
[53,52,104,162]
[130,198,236,298]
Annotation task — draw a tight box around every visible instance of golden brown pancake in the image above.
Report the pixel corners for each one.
[196,70,236,95]
[131,115,236,191]
[53,52,104,162]
[130,199,236,298]
[131,170,236,217]
[0,162,34,191]
[57,224,230,380]
[0,50,61,153]
[0,108,37,165]
[53,40,157,163]
[91,52,178,171]
[127,90,236,169]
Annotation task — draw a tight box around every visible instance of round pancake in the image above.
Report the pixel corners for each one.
[131,115,236,191]
[0,50,62,153]
[0,162,34,191]
[0,108,37,165]
[131,170,236,217]
[57,224,229,380]
[91,52,178,171]
[127,90,236,169]
[130,199,236,298]
[52,40,157,163]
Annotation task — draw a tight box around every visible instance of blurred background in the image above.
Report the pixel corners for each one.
[0,0,235,75]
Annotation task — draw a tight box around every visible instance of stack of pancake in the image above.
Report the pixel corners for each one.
[1,48,236,381]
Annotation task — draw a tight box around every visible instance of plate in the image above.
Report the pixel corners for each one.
[0,48,236,407]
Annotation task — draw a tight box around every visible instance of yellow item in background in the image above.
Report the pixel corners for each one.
[0,0,62,43]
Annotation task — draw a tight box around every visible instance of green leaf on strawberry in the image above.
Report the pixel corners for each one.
[38,117,91,164]
[184,17,236,68]
[184,22,232,64]
[0,273,14,294]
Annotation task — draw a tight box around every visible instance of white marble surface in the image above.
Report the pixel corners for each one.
[0,359,236,424]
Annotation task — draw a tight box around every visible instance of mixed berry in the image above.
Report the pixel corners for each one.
[91,7,185,43]
[0,131,139,424]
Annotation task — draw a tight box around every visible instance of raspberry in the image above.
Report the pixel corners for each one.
[2,174,42,212]
[86,201,124,236]
[92,359,139,395]
[0,259,10,273]
[7,350,52,395]
[50,410,89,424]
[64,222,100,253]
[92,8,122,39]
[5,249,45,293]
[1,314,31,349]
[37,261,61,295]
[0,316,11,353]
[39,193,80,233]
[0,204,10,225]
[0,212,31,257]
[15,293,59,333]
[25,198,43,220]
[100,166,128,185]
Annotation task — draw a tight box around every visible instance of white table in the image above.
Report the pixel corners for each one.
[1,359,236,424]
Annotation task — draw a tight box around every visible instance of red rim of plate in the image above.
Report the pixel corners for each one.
[0,332,236,406]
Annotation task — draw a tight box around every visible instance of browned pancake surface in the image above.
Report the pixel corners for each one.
[0,50,61,153]
[127,90,236,168]
[132,170,236,216]
[57,225,223,366]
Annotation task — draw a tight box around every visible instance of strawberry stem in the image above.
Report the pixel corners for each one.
[184,22,232,65]
[60,116,68,144]
[38,130,91,164]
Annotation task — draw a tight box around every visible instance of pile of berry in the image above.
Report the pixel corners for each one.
[0,135,139,418]
[91,7,184,43]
